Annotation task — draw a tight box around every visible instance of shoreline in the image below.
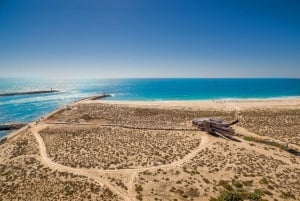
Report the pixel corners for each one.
[2,97,300,141]
[1,94,300,200]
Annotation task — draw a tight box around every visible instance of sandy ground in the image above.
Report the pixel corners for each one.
[1,98,300,201]
[90,97,300,111]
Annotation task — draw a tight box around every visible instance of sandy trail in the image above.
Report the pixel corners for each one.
[32,124,132,201]
[20,119,300,201]
[32,123,209,201]
[32,120,299,200]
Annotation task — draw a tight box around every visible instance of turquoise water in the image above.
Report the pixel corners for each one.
[0,78,299,138]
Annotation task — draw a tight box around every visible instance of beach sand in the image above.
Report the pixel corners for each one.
[0,98,299,201]
[92,97,300,110]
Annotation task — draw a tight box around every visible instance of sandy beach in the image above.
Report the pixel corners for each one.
[1,98,300,201]
[2,0,299,199]
[93,97,300,110]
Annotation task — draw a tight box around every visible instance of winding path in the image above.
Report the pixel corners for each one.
[31,123,209,201]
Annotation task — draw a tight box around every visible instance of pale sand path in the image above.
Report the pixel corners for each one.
[234,125,300,152]
[32,124,132,201]
[32,122,300,200]
[32,122,209,201]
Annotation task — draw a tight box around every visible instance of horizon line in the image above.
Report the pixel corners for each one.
[0,76,299,80]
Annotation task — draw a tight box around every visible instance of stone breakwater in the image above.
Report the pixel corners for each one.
[0,90,59,97]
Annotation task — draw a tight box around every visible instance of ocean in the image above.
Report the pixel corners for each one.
[0,78,299,138]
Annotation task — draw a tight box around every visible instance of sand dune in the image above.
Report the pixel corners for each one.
[1,98,299,200]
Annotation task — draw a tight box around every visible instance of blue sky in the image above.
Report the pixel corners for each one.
[0,0,299,78]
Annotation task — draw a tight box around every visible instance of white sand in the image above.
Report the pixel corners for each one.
[83,98,300,111]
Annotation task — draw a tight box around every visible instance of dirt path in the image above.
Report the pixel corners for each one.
[29,121,299,200]
[44,121,198,131]
[31,123,209,201]
[32,124,132,201]
[234,125,300,152]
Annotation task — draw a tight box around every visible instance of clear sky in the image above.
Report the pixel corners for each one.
[0,0,299,78]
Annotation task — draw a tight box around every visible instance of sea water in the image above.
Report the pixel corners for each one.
[0,78,299,138]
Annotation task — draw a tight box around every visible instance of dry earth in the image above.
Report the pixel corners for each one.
[40,126,201,169]
[239,108,300,146]
[1,100,300,201]
[0,129,121,201]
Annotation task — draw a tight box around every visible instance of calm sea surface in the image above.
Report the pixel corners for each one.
[0,78,299,138]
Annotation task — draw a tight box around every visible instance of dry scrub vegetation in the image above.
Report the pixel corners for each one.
[0,131,121,201]
[40,126,201,169]
[239,108,300,145]
[132,138,300,201]
[44,103,300,200]
[50,103,233,128]
[2,103,300,201]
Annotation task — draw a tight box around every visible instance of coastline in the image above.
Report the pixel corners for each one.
[1,95,300,200]
[2,107,65,141]
[2,97,300,141]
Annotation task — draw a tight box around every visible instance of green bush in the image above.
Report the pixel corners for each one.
[242,180,253,187]
[216,190,243,201]
[246,191,262,201]
[218,180,233,191]
[259,178,268,185]
[232,180,243,188]
[280,191,296,199]
[212,180,265,201]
